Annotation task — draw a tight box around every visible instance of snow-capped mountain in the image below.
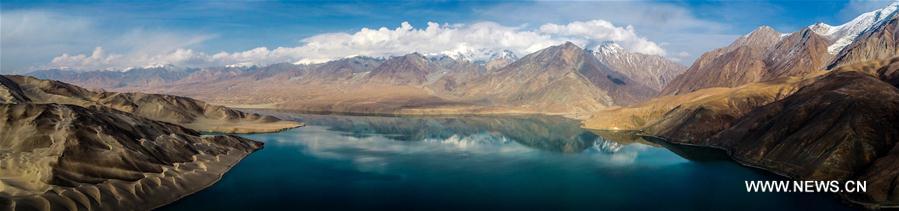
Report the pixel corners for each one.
[590,41,686,91]
[122,64,194,72]
[434,48,519,64]
[225,62,258,68]
[809,1,899,54]
[591,41,626,57]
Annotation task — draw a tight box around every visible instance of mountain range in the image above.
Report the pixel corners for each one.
[30,41,685,116]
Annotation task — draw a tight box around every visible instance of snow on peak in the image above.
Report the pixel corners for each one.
[143,64,175,69]
[492,49,519,61]
[812,1,899,54]
[225,62,256,68]
[592,41,624,55]
[590,41,638,58]
[808,22,833,34]
[121,64,176,72]
[293,58,331,65]
[432,48,519,64]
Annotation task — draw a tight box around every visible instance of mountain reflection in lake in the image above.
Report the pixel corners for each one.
[162,114,852,211]
[301,114,626,152]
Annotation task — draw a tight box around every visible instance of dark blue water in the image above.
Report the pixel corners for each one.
[161,114,854,210]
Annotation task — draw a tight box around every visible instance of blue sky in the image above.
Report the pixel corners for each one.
[1,0,897,73]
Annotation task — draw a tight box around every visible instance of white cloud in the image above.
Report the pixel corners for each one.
[538,20,665,55]
[1,10,94,73]
[474,1,736,65]
[46,20,668,70]
[1,10,216,73]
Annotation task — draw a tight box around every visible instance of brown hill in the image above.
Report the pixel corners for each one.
[710,58,899,208]
[0,103,263,210]
[763,28,834,80]
[660,26,835,96]
[582,74,814,139]
[0,73,300,210]
[0,75,301,133]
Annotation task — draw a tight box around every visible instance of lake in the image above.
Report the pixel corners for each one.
[160,114,853,210]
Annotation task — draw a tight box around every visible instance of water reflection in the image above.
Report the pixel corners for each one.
[295,114,616,153]
[239,113,682,169]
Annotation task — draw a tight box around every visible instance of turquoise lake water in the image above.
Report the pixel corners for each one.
[160,114,853,210]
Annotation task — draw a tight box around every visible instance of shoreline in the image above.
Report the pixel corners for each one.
[234,107,591,120]
[151,146,264,210]
[190,121,305,134]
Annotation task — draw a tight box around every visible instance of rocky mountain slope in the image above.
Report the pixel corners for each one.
[828,11,898,69]
[591,42,686,91]
[811,1,898,55]
[660,26,783,95]
[763,28,834,80]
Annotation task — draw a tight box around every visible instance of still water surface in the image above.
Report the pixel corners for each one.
[161,114,852,210]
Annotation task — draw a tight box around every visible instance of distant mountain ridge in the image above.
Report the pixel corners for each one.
[28,41,683,116]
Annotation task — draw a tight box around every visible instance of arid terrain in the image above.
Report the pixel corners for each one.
[0,75,301,210]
